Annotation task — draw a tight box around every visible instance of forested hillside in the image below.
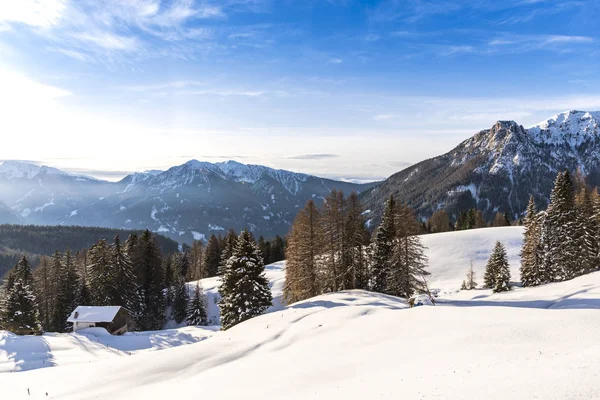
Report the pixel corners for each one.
[0,225,179,278]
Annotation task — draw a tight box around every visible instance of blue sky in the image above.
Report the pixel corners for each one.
[0,0,599,181]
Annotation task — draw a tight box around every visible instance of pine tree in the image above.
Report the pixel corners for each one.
[219,230,272,330]
[484,242,500,289]
[321,189,344,291]
[284,200,321,304]
[484,242,510,292]
[50,251,69,332]
[371,195,396,293]
[520,195,543,286]
[133,230,166,331]
[58,250,80,332]
[387,204,430,298]
[88,240,113,306]
[33,256,52,331]
[187,282,208,326]
[493,243,511,293]
[1,257,42,335]
[172,274,189,324]
[203,235,221,278]
[575,187,598,276]
[542,171,578,282]
[345,192,371,290]
[110,236,136,309]
[218,229,238,276]
[188,240,204,281]
[271,236,285,262]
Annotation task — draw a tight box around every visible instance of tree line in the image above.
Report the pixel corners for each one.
[520,170,600,287]
[0,225,280,334]
[0,224,180,279]
[284,190,430,304]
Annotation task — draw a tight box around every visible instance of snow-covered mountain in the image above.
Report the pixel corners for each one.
[0,160,377,242]
[362,110,600,224]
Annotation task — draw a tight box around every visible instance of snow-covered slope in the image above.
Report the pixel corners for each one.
[0,326,218,373]
[3,227,600,399]
[363,110,600,226]
[3,280,600,399]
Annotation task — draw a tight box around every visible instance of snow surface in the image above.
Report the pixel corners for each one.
[2,227,600,399]
[0,326,218,373]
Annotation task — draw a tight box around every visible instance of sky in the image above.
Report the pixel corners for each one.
[0,0,599,182]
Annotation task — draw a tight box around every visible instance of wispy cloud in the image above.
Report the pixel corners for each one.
[373,114,394,121]
[488,33,594,53]
[286,154,340,160]
[328,58,343,64]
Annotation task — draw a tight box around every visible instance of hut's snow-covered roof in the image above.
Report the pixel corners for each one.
[67,306,123,323]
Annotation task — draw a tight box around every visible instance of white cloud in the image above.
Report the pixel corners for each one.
[329,58,343,64]
[373,114,394,121]
[0,0,67,28]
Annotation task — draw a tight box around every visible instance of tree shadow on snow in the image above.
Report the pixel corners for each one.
[3,335,56,372]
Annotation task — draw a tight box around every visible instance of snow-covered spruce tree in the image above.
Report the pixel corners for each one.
[33,256,52,331]
[172,274,189,324]
[492,242,511,292]
[520,196,543,287]
[371,195,397,294]
[187,282,208,326]
[218,229,238,276]
[483,242,500,289]
[54,250,80,332]
[1,256,42,335]
[575,187,599,276]
[284,200,320,304]
[542,171,578,282]
[219,230,272,330]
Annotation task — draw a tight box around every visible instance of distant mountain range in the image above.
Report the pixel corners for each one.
[0,160,377,243]
[362,110,600,226]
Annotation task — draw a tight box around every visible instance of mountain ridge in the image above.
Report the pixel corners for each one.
[0,159,378,243]
[362,110,600,226]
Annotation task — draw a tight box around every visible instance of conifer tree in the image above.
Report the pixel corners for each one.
[520,196,544,286]
[345,192,371,290]
[218,229,238,275]
[542,171,578,282]
[188,240,204,281]
[1,257,42,335]
[49,251,69,332]
[387,204,429,298]
[484,242,500,289]
[88,240,113,306]
[33,256,52,331]
[164,256,174,306]
[203,234,221,278]
[110,236,136,309]
[187,282,208,326]
[57,250,80,331]
[321,189,344,291]
[134,230,166,331]
[485,242,511,292]
[172,274,189,324]
[271,236,285,262]
[284,200,321,304]
[575,187,598,276]
[371,195,396,293]
[492,243,511,293]
[219,230,272,330]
